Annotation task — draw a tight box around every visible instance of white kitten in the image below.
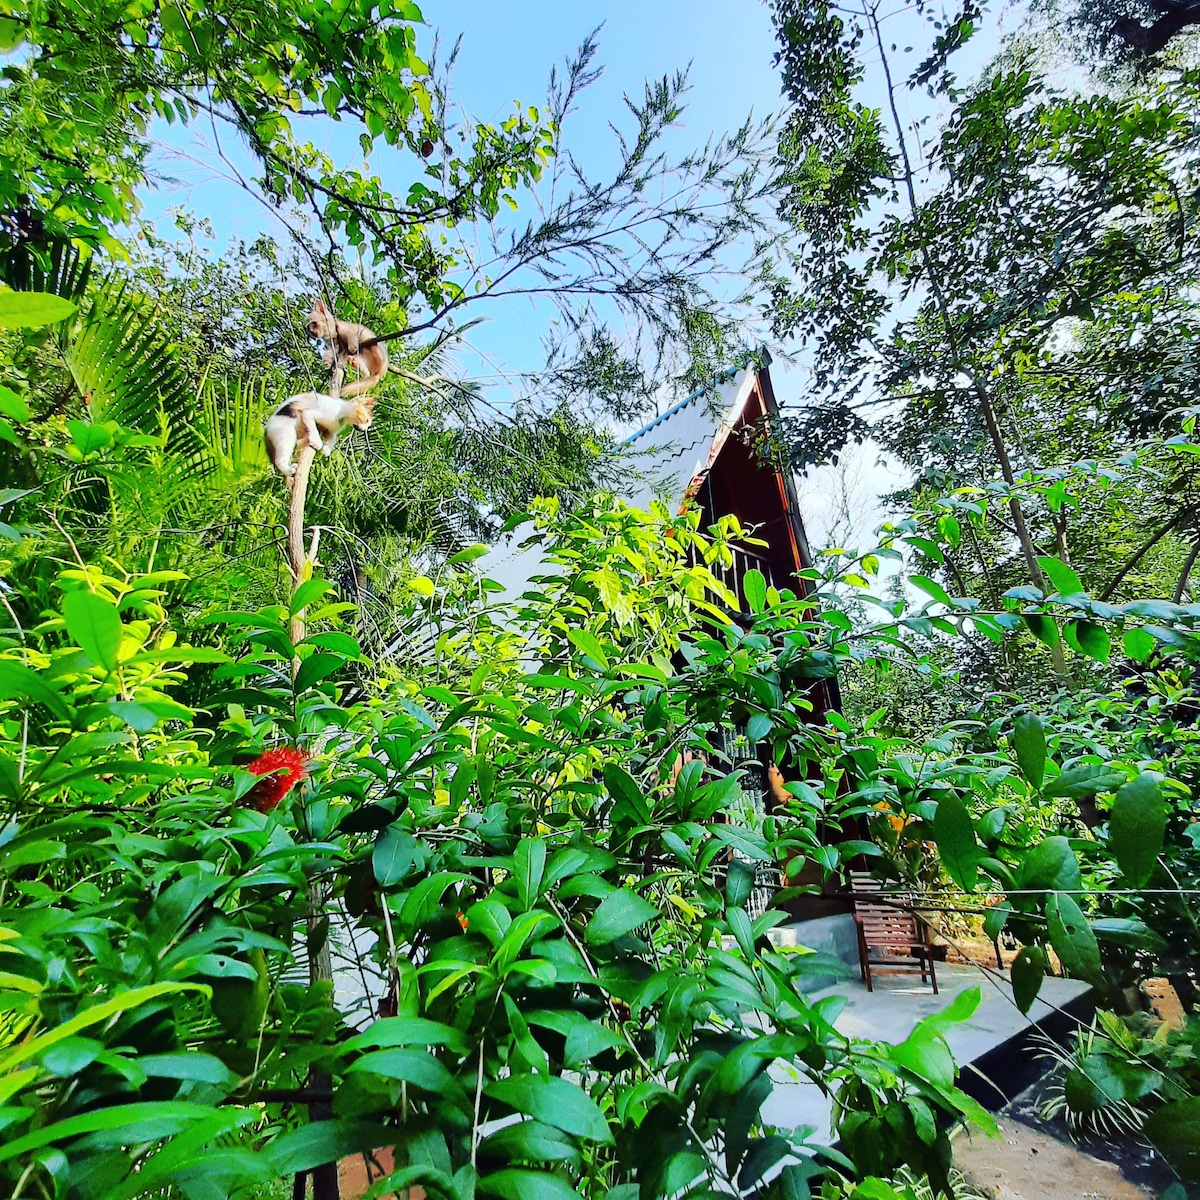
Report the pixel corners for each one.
[264,391,375,478]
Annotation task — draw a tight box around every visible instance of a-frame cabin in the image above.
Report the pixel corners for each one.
[481,357,857,963]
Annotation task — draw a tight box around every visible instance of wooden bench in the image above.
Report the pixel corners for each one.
[850,873,939,994]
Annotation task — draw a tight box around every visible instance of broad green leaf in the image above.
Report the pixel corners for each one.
[917,984,981,1035]
[1010,946,1045,1014]
[0,291,76,329]
[342,1017,469,1056]
[480,1122,582,1166]
[107,700,161,731]
[348,1048,468,1107]
[982,902,1011,943]
[1037,556,1084,596]
[485,1075,611,1143]
[373,827,417,887]
[910,574,953,606]
[710,824,772,862]
[743,569,767,613]
[1017,836,1081,892]
[515,838,547,910]
[1109,773,1167,888]
[1067,620,1110,663]
[931,793,978,891]
[603,763,652,825]
[479,1169,584,1200]
[1123,627,1156,662]
[851,1180,904,1200]
[1011,714,1046,789]
[0,661,69,720]
[0,839,65,869]
[291,578,332,614]
[1046,892,1104,989]
[295,652,343,692]
[0,1101,217,1165]
[0,983,207,1074]
[1143,1096,1200,1181]
[887,1027,954,1090]
[1043,764,1124,801]
[585,889,658,945]
[0,386,30,422]
[567,628,608,669]
[63,590,122,672]
[746,713,774,743]
[1022,613,1059,649]
[727,906,756,959]
[139,1053,236,1085]
[264,1119,395,1175]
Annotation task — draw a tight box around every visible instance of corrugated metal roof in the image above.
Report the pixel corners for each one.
[477,366,760,601]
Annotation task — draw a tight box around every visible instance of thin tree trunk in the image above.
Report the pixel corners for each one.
[869,6,1065,677]
[1174,538,1200,603]
[288,358,344,1200]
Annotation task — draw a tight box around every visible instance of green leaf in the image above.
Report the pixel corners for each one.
[63,590,122,672]
[294,652,343,693]
[743,569,767,613]
[1109,773,1167,888]
[1022,613,1060,649]
[515,838,547,910]
[0,1101,223,1165]
[348,1048,467,1107]
[139,1053,236,1085]
[0,291,76,329]
[373,827,417,887]
[342,1017,469,1056]
[0,662,69,720]
[107,700,161,731]
[1010,946,1045,1014]
[727,906,756,959]
[485,1075,611,1143]
[0,386,30,422]
[910,574,953,606]
[1012,714,1046,789]
[1043,764,1124,801]
[1143,1096,1200,1182]
[1046,892,1104,989]
[291,578,333,614]
[746,713,774,743]
[1017,836,1081,892]
[1068,620,1110,662]
[602,763,651,825]
[479,1169,584,1200]
[479,1122,582,1166]
[1037,556,1084,596]
[982,902,1011,943]
[1123,627,1156,662]
[931,793,978,891]
[585,889,658,945]
[711,824,773,862]
[264,1120,395,1175]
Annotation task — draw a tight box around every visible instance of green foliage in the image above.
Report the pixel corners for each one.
[0,493,1000,1200]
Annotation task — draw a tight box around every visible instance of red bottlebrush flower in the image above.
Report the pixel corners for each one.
[243,746,310,813]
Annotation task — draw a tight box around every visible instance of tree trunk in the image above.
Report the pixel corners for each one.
[288,359,343,1200]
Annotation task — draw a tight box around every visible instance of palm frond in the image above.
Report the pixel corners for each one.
[198,375,271,485]
[0,236,91,299]
[66,278,207,466]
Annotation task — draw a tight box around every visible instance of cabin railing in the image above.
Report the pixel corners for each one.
[686,541,794,612]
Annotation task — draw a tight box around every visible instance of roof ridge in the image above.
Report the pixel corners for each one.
[625,363,744,446]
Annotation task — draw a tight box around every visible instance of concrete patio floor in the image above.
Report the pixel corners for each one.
[760,964,1094,1143]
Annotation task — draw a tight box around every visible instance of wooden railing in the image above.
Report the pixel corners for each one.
[688,541,794,612]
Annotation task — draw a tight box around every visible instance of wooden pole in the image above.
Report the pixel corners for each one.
[289,361,342,1200]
